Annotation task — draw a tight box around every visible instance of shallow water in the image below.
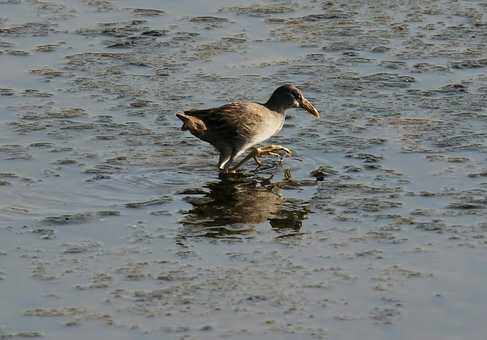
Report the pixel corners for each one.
[1,0,487,339]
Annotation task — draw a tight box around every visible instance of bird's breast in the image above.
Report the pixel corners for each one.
[249,112,285,145]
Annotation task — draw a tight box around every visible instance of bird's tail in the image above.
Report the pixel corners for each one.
[176,112,207,134]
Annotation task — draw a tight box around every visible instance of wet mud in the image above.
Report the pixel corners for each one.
[2,0,487,339]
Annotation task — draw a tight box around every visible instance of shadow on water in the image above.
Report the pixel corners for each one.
[179,174,310,238]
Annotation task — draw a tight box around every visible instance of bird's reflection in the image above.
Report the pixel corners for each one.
[179,174,309,238]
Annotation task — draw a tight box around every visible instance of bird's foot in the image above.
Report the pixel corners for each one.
[219,168,237,178]
[254,145,292,160]
[219,166,249,179]
[230,145,292,172]
[252,145,292,167]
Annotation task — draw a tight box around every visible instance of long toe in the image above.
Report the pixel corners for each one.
[252,155,263,166]
[277,146,292,156]
[271,145,292,156]
[256,145,293,157]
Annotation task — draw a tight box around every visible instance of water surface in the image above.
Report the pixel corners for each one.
[1,0,487,339]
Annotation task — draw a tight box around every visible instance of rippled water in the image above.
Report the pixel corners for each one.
[1,0,487,339]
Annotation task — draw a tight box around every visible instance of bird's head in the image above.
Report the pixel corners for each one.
[266,84,320,118]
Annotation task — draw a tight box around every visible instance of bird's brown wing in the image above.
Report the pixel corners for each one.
[183,102,265,146]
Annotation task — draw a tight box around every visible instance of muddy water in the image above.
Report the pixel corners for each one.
[1,0,487,339]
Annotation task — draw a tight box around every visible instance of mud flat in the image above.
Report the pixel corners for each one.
[1,0,487,339]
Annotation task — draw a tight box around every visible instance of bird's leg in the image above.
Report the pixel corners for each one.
[218,168,236,178]
[231,145,292,171]
[230,151,256,172]
[218,149,235,175]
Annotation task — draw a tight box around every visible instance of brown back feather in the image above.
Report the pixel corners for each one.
[176,112,207,134]
[177,102,271,150]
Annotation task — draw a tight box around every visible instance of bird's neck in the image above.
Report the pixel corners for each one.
[264,100,288,114]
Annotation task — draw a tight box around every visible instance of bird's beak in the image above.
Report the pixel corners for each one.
[300,97,320,118]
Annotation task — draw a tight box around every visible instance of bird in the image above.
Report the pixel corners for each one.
[176,84,320,173]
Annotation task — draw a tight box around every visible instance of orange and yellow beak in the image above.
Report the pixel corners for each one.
[299,97,320,118]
